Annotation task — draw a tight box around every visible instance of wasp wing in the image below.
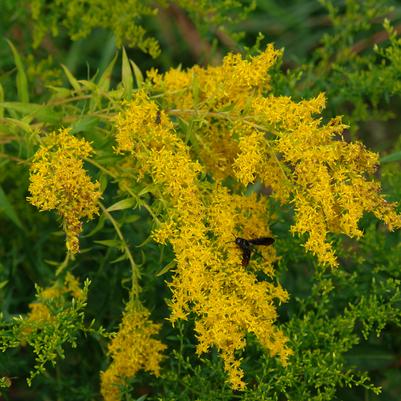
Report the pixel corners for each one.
[248,237,275,246]
[241,248,251,266]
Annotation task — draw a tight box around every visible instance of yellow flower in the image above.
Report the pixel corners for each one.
[148,44,281,111]
[20,273,85,340]
[114,93,291,389]
[28,128,101,253]
[26,303,53,324]
[65,272,85,299]
[195,123,239,180]
[113,43,401,388]
[100,304,166,401]
[152,220,177,245]
[233,128,266,186]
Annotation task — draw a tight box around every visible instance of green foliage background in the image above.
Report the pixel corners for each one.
[1,0,401,400]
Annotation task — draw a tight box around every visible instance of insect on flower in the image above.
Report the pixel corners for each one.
[235,237,275,266]
[155,110,161,124]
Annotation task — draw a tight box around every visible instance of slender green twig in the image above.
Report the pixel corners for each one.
[86,158,162,224]
[85,158,117,179]
[55,251,71,276]
[98,201,140,297]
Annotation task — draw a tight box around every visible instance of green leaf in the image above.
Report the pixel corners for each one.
[110,253,128,264]
[129,60,143,88]
[122,47,133,99]
[98,53,118,93]
[79,80,97,92]
[3,117,32,132]
[381,151,401,163]
[71,117,98,134]
[138,184,158,197]
[192,74,200,105]
[99,174,108,193]
[121,214,140,224]
[156,260,176,276]
[44,260,60,267]
[46,85,71,98]
[6,40,29,103]
[0,376,12,388]
[0,185,24,229]
[61,64,81,91]
[94,239,121,248]
[135,235,153,248]
[83,213,106,238]
[0,102,62,124]
[106,198,137,212]
[0,101,39,114]
[0,83,4,119]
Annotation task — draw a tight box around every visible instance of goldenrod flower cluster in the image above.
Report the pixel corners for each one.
[24,44,401,396]
[16,274,88,387]
[147,46,401,267]
[100,304,166,401]
[111,44,401,390]
[147,44,280,110]
[28,128,101,253]
[115,92,292,389]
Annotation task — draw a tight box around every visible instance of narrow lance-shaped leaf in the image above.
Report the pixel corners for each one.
[2,117,32,133]
[6,40,29,103]
[98,52,118,93]
[129,59,143,88]
[0,83,4,119]
[94,239,122,248]
[82,213,106,238]
[89,53,118,111]
[381,151,401,163]
[122,47,133,99]
[106,198,137,212]
[110,253,128,264]
[0,185,24,229]
[61,64,81,92]
[156,260,176,276]
[0,102,62,124]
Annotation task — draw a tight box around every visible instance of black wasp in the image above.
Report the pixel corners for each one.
[155,110,161,124]
[235,237,275,266]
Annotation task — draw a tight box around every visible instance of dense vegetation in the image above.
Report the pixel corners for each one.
[1,1,401,400]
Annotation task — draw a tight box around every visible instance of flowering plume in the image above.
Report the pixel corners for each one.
[24,272,85,328]
[111,44,401,389]
[28,128,101,253]
[100,304,166,401]
[17,273,88,385]
[147,46,401,267]
[115,92,291,389]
